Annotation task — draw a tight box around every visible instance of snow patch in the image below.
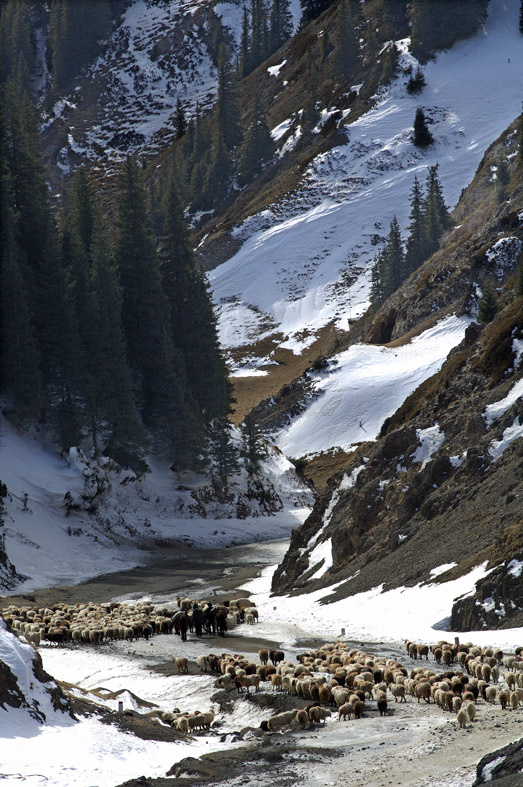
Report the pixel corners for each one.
[412,424,445,469]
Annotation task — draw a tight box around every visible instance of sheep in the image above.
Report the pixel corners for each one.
[195,654,209,673]
[456,708,468,728]
[258,648,269,666]
[377,696,388,716]
[452,696,462,714]
[214,674,234,690]
[352,699,364,719]
[245,607,259,622]
[174,656,189,674]
[504,672,517,691]
[391,684,406,703]
[465,701,476,722]
[338,702,353,721]
[270,674,283,691]
[498,689,510,710]
[308,706,331,724]
[176,716,190,734]
[266,710,297,731]
[485,686,497,704]
[296,709,309,730]
[414,682,431,703]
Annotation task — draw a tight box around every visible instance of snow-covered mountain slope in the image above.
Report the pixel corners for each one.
[276,314,471,457]
[210,0,523,356]
[0,414,311,592]
[0,620,71,724]
[41,0,234,178]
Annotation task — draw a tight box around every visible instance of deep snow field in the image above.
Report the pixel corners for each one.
[211,0,523,362]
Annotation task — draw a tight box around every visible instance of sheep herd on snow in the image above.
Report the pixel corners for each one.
[1,597,522,738]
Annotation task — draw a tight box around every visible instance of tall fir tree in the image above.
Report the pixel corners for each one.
[478,279,498,324]
[299,0,333,27]
[423,164,451,257]
[302,55,320,130]
[518,102,523,168]
[516,248,523,298]
[160,175,232,424]
[175,97,187,140]
[238,91,275,185]
[209,417,240,488]
[88,225,149,472]
[495,158,510,204]
[239,7,251,77]
[520,0,523,34]
[404,176,426,276]
[268,0,293,55]
[330,0,359,81]
[412,106,433,147]
[115,158,206,469]
[241,414,267,475]
[369,217,405,309]
[214,43,242,151]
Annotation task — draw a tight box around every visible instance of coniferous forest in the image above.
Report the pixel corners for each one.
[0,0,496,481]
[0,0,236,478]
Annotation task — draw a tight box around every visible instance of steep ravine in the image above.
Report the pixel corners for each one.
[269,121,523,632]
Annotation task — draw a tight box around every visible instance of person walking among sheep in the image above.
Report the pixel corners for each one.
[192,604,204,637]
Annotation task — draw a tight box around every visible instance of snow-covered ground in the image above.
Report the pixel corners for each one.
[1,535,521,787]
[0,412,311,592]
[210,0,523,355]
[276,313,471,456]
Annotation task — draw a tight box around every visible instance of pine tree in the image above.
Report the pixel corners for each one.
[299,0,333,27]
[48,0,112,92]
[495,158,510,204]
[238,91,275,185]
[175,97,187,140]
[200,129,232,208]
[518,103,523,168]
[381,42,399,84]
[160,176,232,423]
[0,223,43,425]
[382,216,405,295]
[36,220,85,449]
[0,1,34,86]
[406,66,426,94]
[242,414,268,475]
[412,106,433,147]
[269,0,293,55]
[369,252,385,312]
[519,0,523,34]
[88,226,149,472]
[478,279,498,324]
[115,158,206,469]
[423,164,451,257]
[239,7,251,77]
[214,43,242,151]
[516,248,523,298]
[404,176,426,275]
[210,417,240,488]
[369,217,405,309]
[302,55,320,130]
[330,0,359,81]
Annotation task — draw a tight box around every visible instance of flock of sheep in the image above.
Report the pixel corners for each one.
[0,594,257,648]
[2,594,522,740]
[171,636,523,735]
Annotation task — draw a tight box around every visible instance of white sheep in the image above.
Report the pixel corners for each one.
[266,709,297,731]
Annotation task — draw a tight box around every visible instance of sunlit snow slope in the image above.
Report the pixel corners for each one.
[210,0,523,354]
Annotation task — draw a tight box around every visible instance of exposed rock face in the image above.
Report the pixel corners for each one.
[473,738,523,786]
[450,553,523,631]
[271,122,523,626]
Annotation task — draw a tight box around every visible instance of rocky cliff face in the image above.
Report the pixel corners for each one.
[271,124,523,631]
